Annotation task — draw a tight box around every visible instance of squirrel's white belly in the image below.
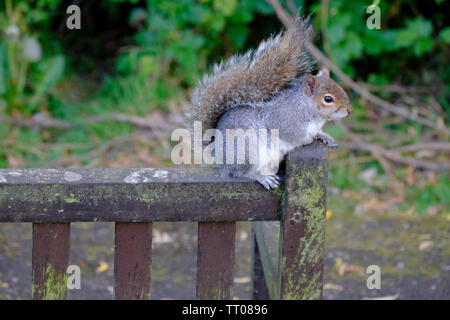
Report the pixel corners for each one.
[256,120,324,176]
[304,120,325,142]
[256,139,295,175]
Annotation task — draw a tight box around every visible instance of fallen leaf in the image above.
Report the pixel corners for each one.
[7,155,25,168]
[358,168,377,184]
[427,205,441,216]
[239,231,249,241]
[337,262,364,277]
[96,261,110,273]
[418,240,433,251]
[323,283,343,291]
[234,276,251,284]
[137,148,161,167]
[326,209,333,219]
[362,293,399,300]
[153,230,173,244]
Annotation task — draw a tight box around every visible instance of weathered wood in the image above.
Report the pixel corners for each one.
[196,222,236,299]
[0,168,280,222]
[253,221,280,299]
[114,222,152,300]
[279,142,328,300]
[251,228,270,300]
[32,223,70,300]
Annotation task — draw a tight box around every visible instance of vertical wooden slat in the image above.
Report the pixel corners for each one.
[196,222,236,299]
[279,142,328,300]
[251,228,270,300]
[114,222,152,300]
[32,223,70,300]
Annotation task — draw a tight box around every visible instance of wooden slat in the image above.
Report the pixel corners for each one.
[0,168,280,222]
[279,142,328,300]
[253,221,280,299]
[114,222,152,300]
[196,222,236,299]
[251,228,270,300]
[32,223,70,300]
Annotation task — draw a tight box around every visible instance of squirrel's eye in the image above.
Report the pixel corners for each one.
[323,95,334,104]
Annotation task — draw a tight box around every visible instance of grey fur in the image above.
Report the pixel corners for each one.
[188,16,352,189]
[190,16,313,133]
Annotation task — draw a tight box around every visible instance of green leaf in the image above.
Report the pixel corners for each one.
[0,44,6,95]
[368,73,388,86]
[406,18,433,38]
[395,29,416,47]
[29,55,65,109]
[413,38,433,56]
[326,22,346,44]
[213,0,238,17]
[138,55,160,76]
[253,0,274,15]
[227,24,249,49]
[364,32,384,55]
[346,33,363,58]
[439,27,450,44]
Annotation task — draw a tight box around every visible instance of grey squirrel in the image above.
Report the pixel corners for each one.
[189,16,352,189]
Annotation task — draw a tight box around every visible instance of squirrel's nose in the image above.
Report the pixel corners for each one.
[347,104,353,114]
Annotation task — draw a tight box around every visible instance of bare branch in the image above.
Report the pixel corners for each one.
[342,142,450,171]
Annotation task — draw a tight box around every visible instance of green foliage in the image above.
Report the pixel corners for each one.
[112,0,275,111]
[312,0,448,84]
[2,0,447,116]
[0,0,65,115]
[401,175,450,215]
[0,0,448,219]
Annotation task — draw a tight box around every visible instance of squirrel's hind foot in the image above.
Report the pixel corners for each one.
[256,174,281,190]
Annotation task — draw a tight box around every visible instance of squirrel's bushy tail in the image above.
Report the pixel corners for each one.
[189,16,313,132]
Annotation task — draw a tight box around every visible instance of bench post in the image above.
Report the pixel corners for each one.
[32,223,71,300]
[114,222,153,300]
[196,222,236,299]
[279,142,328,300]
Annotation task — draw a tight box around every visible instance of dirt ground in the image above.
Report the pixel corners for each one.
[0,193,448,300]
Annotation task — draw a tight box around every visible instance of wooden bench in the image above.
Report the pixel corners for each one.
[0,142,328,300]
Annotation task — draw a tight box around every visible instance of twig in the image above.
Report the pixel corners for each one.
[0,114,72,129]
[336,121,449,171]
[360,83,436,95]
[342,142,450,171]
[390,142,450,153]
[267,0,292,26]
[0,112,173,134]
[337,122,394,174]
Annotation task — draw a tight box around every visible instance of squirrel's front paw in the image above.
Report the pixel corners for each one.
[256,175,281,190]
[314,133,339,150]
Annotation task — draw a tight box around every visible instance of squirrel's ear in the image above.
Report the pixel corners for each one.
[306,74,315,96]
[318,66,330,77]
